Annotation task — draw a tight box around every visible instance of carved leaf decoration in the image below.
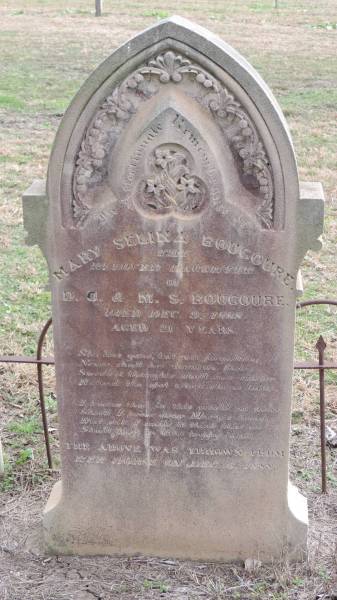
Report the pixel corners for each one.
[257,199,274,229]
[208,88,240,116]
[162,171,178,201]
[147,51,191,83]
[73,199,90,224]
[168,163,188,180]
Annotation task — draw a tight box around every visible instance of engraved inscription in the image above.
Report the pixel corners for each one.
[53,246,101,280]
[70,341,281,472]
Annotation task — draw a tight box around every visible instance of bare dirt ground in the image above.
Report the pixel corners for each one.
[0,480,337,599]
[1,0,337,598]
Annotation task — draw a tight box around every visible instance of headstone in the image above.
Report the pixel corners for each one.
[23,17,324,561]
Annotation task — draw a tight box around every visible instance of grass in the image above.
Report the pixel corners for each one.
[142,9,169,18]
[0,94,26,110]
[7,416,42,437]
[0,1,336,598]
[143,578,168,591]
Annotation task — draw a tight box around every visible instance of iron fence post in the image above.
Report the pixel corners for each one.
[316,335,327,493]
[36,318,53,470]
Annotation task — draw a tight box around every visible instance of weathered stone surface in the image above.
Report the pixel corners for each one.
[22,179,48,259]
[24,17,325,560]
[296,181,324,264]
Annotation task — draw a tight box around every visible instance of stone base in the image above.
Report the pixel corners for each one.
[286,482,308,560]
[43,479,308,561]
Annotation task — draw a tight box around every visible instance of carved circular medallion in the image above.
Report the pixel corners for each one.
[135,144,208,218]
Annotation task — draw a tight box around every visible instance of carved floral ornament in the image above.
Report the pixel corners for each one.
[73,50,274,228]
[138,145,208,217]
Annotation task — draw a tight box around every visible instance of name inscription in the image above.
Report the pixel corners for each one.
[58,226,292,474]
[53,228,296,289]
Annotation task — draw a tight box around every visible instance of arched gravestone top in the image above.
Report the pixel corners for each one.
[25,17,324,560]
[49,16,297,236]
